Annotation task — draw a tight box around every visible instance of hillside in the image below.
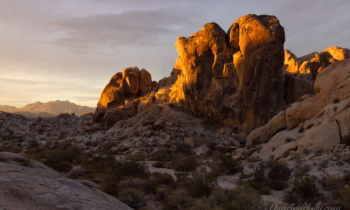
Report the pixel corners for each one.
[0,100,94,117]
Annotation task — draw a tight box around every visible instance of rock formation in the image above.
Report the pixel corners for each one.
[282,46,350,104]
[168,14,286,134]
[227,14,286,132]
[93,67,155,128]
[247,58,350,160]
[0,152,132,210]
[93,14,349,137]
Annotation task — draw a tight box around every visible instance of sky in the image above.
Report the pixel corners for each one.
[0,0,349,108]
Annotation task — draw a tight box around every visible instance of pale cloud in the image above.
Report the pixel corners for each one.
[52,8,197,52]
[0,0,349,107]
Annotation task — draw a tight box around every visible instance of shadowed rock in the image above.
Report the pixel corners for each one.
[0,152,132,210]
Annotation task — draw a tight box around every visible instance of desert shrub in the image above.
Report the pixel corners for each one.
[57,140,72,150]
[170,156,199,172]
[267,160,291,181]
[118,178,147,190]
[43,150,77,172]
[118,187,145,209]
[162,188,193,210]
[176,143,192,153]
[139,172,174,195]
[343,172,350,185]
[338,187,350,209]
[320,173,345,198]
[150,148,172,161]
[151,172,174,185]
[246,162,271,194]
[294,164,311,177]
[284,175,323,204]
[68,167,85,179]
[175,171,189,182]
[217,154,242,175]
[269,179,288,191]
[27,140,40,149]
[152,161,165,168]
[190,186,261,210]
[99,174,120,196]
[115,160,150,179]
[182,170,217,198]
[252,162,266,182]
[318,159,329,168]
[85,140,92,147]
[266,160,291,191]
[245,155,257,162]
[125,153,146,161]
[0,145,22,153]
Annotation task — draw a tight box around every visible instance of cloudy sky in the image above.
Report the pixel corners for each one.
[0,0,349,108]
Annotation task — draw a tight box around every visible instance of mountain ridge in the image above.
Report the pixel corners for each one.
[0,100,94,117]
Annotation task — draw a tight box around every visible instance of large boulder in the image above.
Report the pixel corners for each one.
[282,47,350,105]
[228,14,286,132]
[286,58,350,129]
[0,152,132,210]
[259,97,350,160]
[251,58,350,147]
[93,67,155,128]
[169,22,233,118]
[169,14,286,134]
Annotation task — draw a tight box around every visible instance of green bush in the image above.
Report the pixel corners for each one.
[114,160,150,179]
[246,162,271,194]
[182,171,217,198]
[100,174,120,196]
[266,160,291,190]
[190,186,261,210]
[266,160,291,181]
[162,188,193,210]
[175,171,189,183]
[150,148,172,161]
[27,140,40,149]
[125,153,146,161]
[338,187,350,209]
[284,175,323,204]
[170,156,199,172]
[151,172,174,185]
[320,173,345,198]
[152,161,165,168]
[43,150,76,172]
[118,187,145,209]
[0,145,22,153]
[217,154,242,175]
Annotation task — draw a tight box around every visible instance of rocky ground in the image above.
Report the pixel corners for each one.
[1,99,350,209]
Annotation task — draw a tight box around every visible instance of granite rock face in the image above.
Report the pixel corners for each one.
[282,46,350,105]
[0,152,132,210]
[169,14,286,134]
[228,14,286,133]
[93,14,349,137]
[249,58,350,145]
[93,67,155,128]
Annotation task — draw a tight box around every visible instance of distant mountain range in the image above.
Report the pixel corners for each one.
[0,100,95,118]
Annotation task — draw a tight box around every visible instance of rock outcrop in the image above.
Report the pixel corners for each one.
[168,14,286,134]
[228,14,286,132]
[93,14,349,137]
[283,46,350,104]
[0,152,132,210]
[251,58,350,159]
[93,67,155,128]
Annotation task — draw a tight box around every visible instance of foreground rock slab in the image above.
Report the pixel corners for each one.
[0,152,132,210]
